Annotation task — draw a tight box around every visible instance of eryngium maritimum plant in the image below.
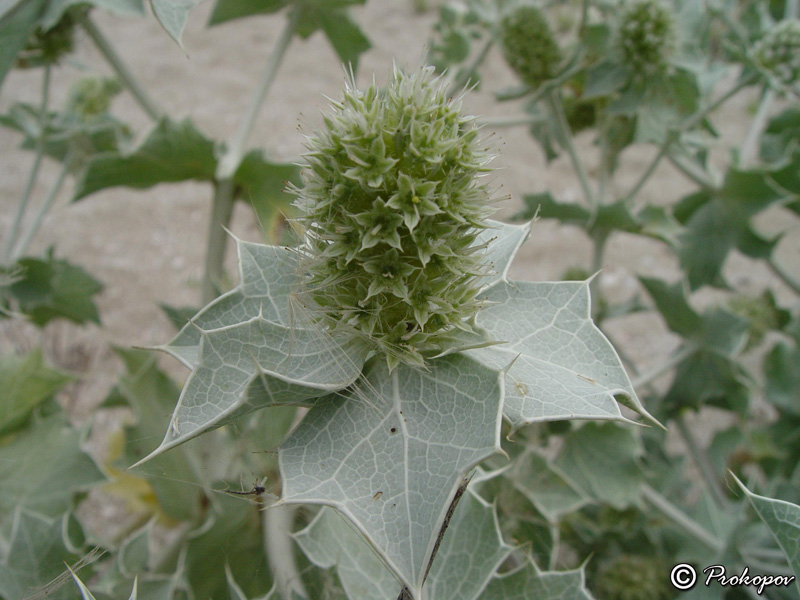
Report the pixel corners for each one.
[616,0,676,74]
[498,5,562,89]
[295,66,494,367]
[143,66,655,600]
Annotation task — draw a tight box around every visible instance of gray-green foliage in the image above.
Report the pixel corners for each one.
[5,0,800,599]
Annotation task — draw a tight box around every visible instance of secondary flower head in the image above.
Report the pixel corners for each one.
[615,0,677,74]
[499,5,562,89]
[754,19,800,88]
[295,66,495,368]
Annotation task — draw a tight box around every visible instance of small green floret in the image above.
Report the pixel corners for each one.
[499,5,562,89]
[616,0,676,74]
[754,19,800,87]
[295,67,495,368]
[66,77,122,120]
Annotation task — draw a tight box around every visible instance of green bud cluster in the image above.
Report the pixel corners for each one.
[295,67,495,368]
[754,19,800,87]
[499,5,562,89]
[615,0,676,74]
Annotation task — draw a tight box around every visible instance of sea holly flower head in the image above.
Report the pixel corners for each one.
[615,0,677,75]
[294,66,495,368]
[499,4,562,89]
[753,19,800,90]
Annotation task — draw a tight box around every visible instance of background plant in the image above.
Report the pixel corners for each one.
[1,0,800,599]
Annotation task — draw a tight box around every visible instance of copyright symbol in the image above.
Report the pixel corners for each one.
[671,563,697,590]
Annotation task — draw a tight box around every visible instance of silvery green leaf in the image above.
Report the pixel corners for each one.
[163,240,300,369]
[735,476,800,594]
[280,353,504,598]
[0,412,104,522]
[468,280,656,431]
[0,509,79,600]
[149,0,196,47]
[141,315,370,462]
[508,449,588,522]
[476,560,594,600]
[555,422,643,509]
[424,489,514,600]
[294,507,399,600]
[140,239,371,464]
[295,489,513,600]
[476,219,531,292]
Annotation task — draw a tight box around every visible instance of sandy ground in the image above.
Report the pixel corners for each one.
[1,0,799,440]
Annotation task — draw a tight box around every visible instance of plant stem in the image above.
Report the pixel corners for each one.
[766,256,800,296]
[625,143,668,204]
[545,90,596,208]
[12,157,72,261]
[264,505,308,600]
[625,74,757,203]
[202,179,236,303]
[447,37,494,95]
[740,86,774,167]
[589,232,608,321]
[666,153,717,189]
[4,65,51,263]
[641,484,724,553]
[202,9,299,303]
[674,414,728,508]
[216,8,299,180]
[631,344,697,390]
[76,12,162,121]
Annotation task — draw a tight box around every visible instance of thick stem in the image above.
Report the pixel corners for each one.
[77,12,162,121]
[631,344,697,390]
[216,8,299,179]
[641,484,724,553]
[264,505,308,600]
[5,65,51,262]
[545,90,596,208]
[11,157,71,261]
[674,414,728,508]
[202,179,236,303]
[202,10,298,303]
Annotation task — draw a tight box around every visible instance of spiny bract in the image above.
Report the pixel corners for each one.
[499,5,562,89]
[754,19,800,88]
[615,0,676,74]
[294,66,495,369]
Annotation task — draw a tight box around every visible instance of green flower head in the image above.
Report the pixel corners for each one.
[616,0,677,74]
[754,19,800,88]
[499,5,562,89]
[294,66,495,368]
